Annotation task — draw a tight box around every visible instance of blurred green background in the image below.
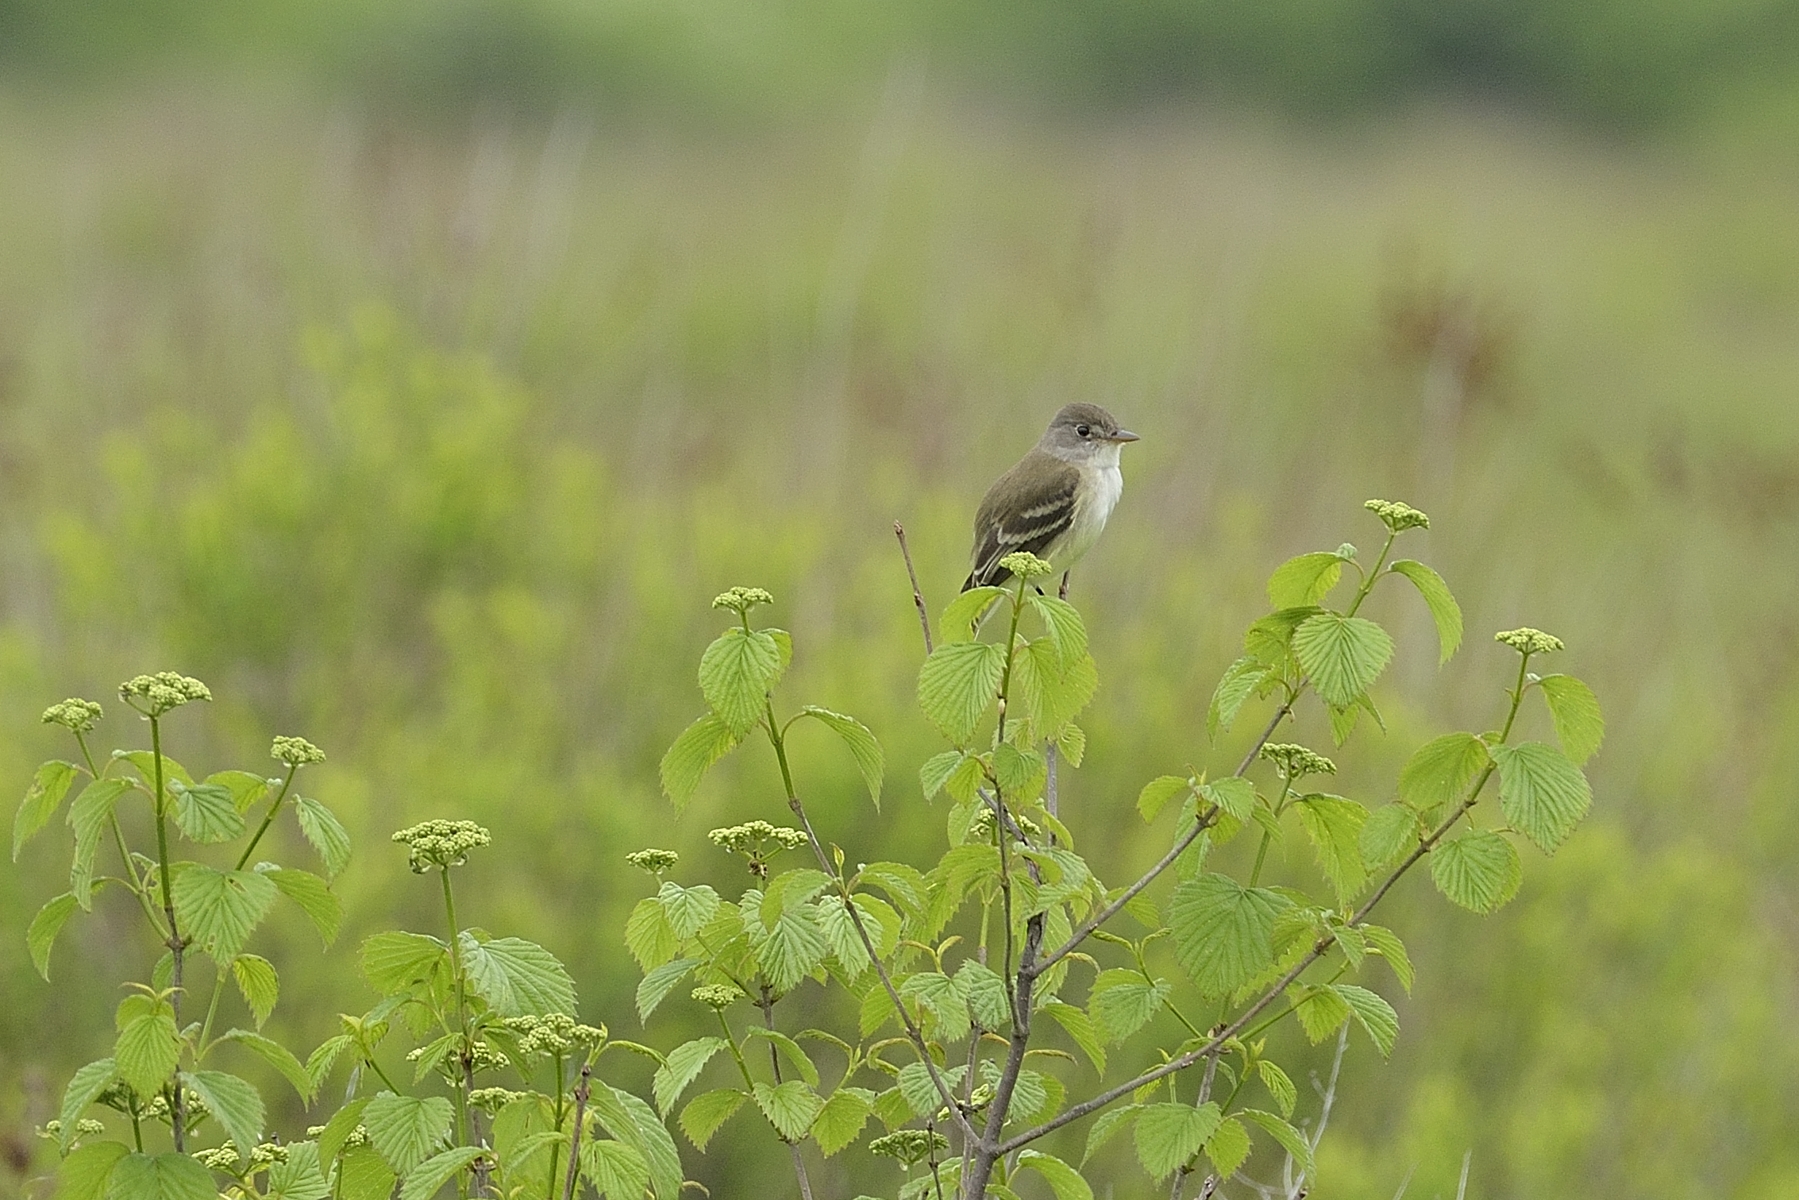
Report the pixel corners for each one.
[4,2,1799,1197]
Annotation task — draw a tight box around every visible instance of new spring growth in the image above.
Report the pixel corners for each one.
[626,848,679,876]
[869,1130,949,1166]
[1495,627,1564,656]
[1260,742,1337,781]
[118,672,211,716]
[41,698,103,733]
[709,820,808,877]
[504,1013,604,1058]
[997,551,1055,581]
[392,819,491,872]
[692,983,742,1009]
[271,735,325,766]
[305,1123,369,1150]
[713,586,775,616]
[1365,498,1431,532]
[471,1087,526,1114]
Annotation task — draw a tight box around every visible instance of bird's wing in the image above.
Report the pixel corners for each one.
[965,452,1082,589]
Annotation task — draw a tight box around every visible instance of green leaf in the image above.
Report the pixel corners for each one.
[663,881,724,939]
[919,751,966,801]
[361,931,448,994]
[761,869,831,923]
[1389,560,1463,664]
[937,586,1006,644]
[1208,657,1271,737]
[1359,804,1422,869]
[917,640,1006,744]
[1011,640,1098,734]
[14,760,76,860]
[336,1150,396,1200]
[1495,742,1593,854]
[1294,793,1368,901]
[855,861,927,915]
[1291,985,1350,1043]
[363,1092,453,1175]
[105,1153,215,1200]
[1134,1102,1221,1180]
[750,906,828,992]
[900,971,971,1042]
[1017,1150,1093,1200]
[679,1089,748,1151]
[57,1059,117,1152]
[318,1098,371,1165]
[264,867,342,946]
[1205,1114,1252,1178]
[51,1140,128,1200]
[267,1143,332,1200]
[1081,1105,1140,1166]
[752,1081,824,1142]
[220,1029,313,1102]
[1088,969,1170,1044]
[1136,776,1189,823]
[1398,733,1490,813]
[659,713,743,809]
[636,957,699,1023]
[28,892,81,981]
[1291,614,1394,709]
[294,797,352,878]
[232,954,279,1027]
[1200,777,1257,822]
[1245,607,1318,667]
[625,896,679,971]
[992,743,1045,796]
[956,960,1011,1031]
[113,1000,180,1098]
[797,707,884,807]
[591,1082,684,1200]
[208,770,273,814]
[1267,551,1344,609]
[172,866,278,960]
[399,1146,485,1200]
[1360,924,1414,992]
[67,778,132,905]
[1257,1061,1297,1118]
[699,626,785,736]
[172,783,244,844]
[458,933,577,1016]
[896,1061,966,1118]
[1040,1001,1105,1075]
[811,1087,875,1156]
[1536,674,1605,765]
[653,1038,728,1115]
[580,1140,649,1200]
[178,1070,264,1152]
[1240,1108,1313,1171]
[1430,829,1523,913]
[1334,983,1399,1057]
[1168,873,1291,997]
[1028,595,1088,666]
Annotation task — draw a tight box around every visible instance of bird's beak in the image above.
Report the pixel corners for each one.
[1110,429,1140,443]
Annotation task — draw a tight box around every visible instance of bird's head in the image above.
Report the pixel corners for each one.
[1040,402,1139,461]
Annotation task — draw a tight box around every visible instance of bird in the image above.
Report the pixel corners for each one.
[963,402,1139,592]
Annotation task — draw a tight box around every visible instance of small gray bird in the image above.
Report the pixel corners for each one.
[963,402,1139,591]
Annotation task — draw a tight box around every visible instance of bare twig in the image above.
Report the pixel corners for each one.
[1455,1150,1472,1200]
[560,1066,591,1200]
[895,522,934,654]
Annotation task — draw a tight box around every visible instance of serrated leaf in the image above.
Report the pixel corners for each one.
[57,1059,117,1152]
[459,933,577,1016]
[208,770,273,814]
[1208,658,1270,737]
[659,714,742,809]
[1088,969,1170,1044]
[751,906,829,993]
[636,957,699,1023]
[1168,874,1290,997]
[1257,1061,1297,1118]
[1200,776,1257,822]
[1240,1108,1313,1171]
[743,1027,820,1087]
[1017,1149,1093,1200]
[1389,560,1463,664]
[1398,733,1490,813]
[1040,1001,1105,1074]
[172,866,277,961]
[14,760,76,860]
[1495,741,1593,854]
[625,896,679,972]
[761,869,831,923]
[1028,595,1088,666]
[1536,675,1605,765]
[363,1092,453,1175]
[179,1070,263,1152]
[938,587,1006,644]
[172,783,244,843]
[1134,1102,1221,1180]
[901,971,970,1042]
[811,1087,875,1156]
[1267,552,1344,609]
[317,1098,370,1165]
[361,931,448,994]
[919,751,966,801]
[653,1038,728,1115]
[587,1082,681,1200]
[1292,614,1394,709]
[1430,828,1523,913]
[992,743,1045,797]
[67,778,131,905]
[896,1061,966,1118]
[679,1089,748,1150]
[1291,985,1350,1043]
[1359,803,1422,869]
[220,1029,313,1101]
[955,959,1010,1030]
[1136,776,1189,823]
[699,626,784,736]
[917,640,1006,744]
[1245,607,1318,667]
[337,1149,395,1200]
[1011,639,1098,735]
[855,862,926,914]
[1082,1105,1139,1166]
[1334,983,1399,1057]
[232,954,279,1027]
[798,707,884,807]
[265,867,342,946]
[399,1146,484,1200]
[1206,1114,1252,1178]
[113,1002,180,1098]
[28,892,81,981]
[1294,793,1368,901]
[1056,722,1087,766]
[52,1140,127,1200]
[106,1153,215,1200]
[752,1081,824,1141]
[580,1140,649,1199]
[294,797,352,878]
[1360,924,1414,992]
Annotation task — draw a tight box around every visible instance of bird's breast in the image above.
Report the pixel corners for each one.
[1056,463,1123,569]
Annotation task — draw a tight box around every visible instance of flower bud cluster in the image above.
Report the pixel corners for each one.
[193,1147,241,1171]
[37,1118,106,1141]
[1495,627,1564,656]
[997,551,1055,580]
[712,587,775,615]
[248,1143,289,1169]
[504,1013,604,1058]
[471,1087,526,1113]
[271,735,326,766]
[42,698,103,733]
[708,820,808,855]
[626,848,679,875]
[306,1124,368,1149]
[392,819,491,872]
[869,1129,948,1165]
[118,672,212,716]
[691,984,742,1009]
[1364,498,1431,532]
[969,805,1041,842]
[1260,743,1337,780]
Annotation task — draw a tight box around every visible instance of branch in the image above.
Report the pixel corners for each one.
[895,522,934,655]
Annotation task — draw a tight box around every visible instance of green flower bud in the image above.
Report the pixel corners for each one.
[471,1087,526,1113]
[1364,499,1431,532]
[41,698,103,733]
[118,672,211,716]
[692,984,742,1009]
[194,1147,241,1171]
[1260,743,1337,780]
[869,1129,948,1165]
[392,819,492,872]
[997,551,1055,581]
[712,586,776,615]
[626,848,679,875]
[1495,627,1564,656]
[271,735,326,766]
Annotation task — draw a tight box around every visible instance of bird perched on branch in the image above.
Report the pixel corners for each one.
[963,402,1138,592]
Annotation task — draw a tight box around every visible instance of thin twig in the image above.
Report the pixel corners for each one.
[560,1066,591,1200]
[1282,1028,1347,1200]
[895,522,934,654]
[1455,1150,1472,1200]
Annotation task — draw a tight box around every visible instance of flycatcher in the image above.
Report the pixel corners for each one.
[963,402,1139,591]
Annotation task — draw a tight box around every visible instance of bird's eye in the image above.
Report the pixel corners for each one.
[1076,424,1091,437]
